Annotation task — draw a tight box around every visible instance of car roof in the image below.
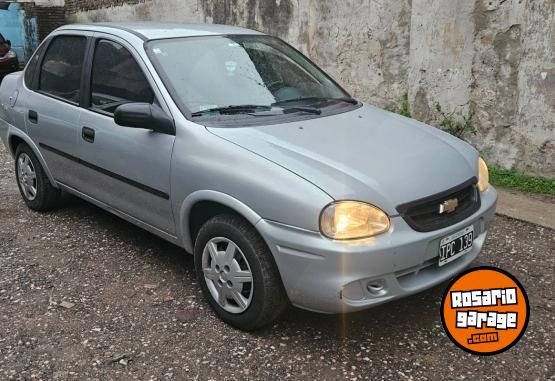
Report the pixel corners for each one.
[57,22,264,41]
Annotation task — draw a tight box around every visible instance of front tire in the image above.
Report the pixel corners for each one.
[194,214,288,331]
[15,144,61,211]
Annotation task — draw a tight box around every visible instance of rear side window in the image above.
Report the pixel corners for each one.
[90,39,154,114]
[24,42,47,89]
[39,35,87,103]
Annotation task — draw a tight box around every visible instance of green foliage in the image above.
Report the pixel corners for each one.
[386,93,412,118]
[434,103,476,139]
[479,145,493,157]
[490,166,555,195]
[386,96,476,140]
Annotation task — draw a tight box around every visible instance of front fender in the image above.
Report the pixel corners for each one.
[178,190,264,253]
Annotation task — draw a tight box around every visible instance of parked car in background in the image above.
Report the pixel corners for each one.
[0,23,497,331]
[0,33,18,81]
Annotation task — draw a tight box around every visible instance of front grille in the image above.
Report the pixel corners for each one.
[396,178,481,232]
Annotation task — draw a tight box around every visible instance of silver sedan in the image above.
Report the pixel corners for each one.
[0,22,497,330]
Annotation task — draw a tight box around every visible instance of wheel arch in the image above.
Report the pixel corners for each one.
[8,130,57,187]
[179,190,263,253]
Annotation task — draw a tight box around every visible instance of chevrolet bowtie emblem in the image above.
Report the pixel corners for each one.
[439,198,459,214]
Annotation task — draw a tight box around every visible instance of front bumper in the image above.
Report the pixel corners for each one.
[256,186,497,313]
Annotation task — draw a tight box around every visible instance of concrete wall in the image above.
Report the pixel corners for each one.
[33,0,65,5]
[66,0,554,177]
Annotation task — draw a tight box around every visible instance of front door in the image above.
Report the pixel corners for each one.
[77,36,176,234]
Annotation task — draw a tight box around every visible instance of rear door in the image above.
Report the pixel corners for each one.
[25,32,90,188]
[77,33,176,234]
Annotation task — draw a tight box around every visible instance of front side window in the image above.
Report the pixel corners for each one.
[147,35,351,120]
[90,39,154,114]
[39,35,87,103]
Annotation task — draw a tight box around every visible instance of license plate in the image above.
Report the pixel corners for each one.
[439,225,474,267]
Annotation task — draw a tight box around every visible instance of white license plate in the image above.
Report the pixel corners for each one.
[438,225,474,267]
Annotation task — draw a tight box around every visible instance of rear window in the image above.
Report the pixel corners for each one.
[39,35,87,103]
[24,42,47,89]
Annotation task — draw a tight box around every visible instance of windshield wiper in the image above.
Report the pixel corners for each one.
[335,97,359,105]
[192,104,322,117]
[191,105,272,117]
[273,96,358,107]
[247,105,322,116]
[281,106,322,115]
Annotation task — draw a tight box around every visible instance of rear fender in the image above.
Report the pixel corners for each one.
[6,127,57,188]
[0,72,23,126]
[1,73,56,187]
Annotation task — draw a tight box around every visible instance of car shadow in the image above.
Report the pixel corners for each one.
[272,287,445,338]
[57,194,450,338]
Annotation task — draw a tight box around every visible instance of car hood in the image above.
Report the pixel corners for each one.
[207,104,478,215]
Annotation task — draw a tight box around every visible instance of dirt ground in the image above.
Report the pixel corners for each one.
[0,144,554,381]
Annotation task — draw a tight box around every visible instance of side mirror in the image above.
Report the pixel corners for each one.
[114,103,175,135]
[6,40,11,47]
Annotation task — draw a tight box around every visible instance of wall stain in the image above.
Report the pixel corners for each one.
[258,0,293,37]
[413,87,430,122]
[201,0,292,37]
[492,24,522,129]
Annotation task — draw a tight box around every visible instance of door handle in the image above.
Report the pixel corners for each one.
[82,127,95,143]
[28,110,38,124]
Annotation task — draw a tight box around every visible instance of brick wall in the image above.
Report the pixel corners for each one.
[65,0,146,13]
[35,6,66,40]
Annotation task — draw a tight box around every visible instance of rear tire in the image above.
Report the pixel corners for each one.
[194,214,288,331]
[15,144,61,211]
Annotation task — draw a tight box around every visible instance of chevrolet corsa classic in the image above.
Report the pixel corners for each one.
[0,23,497,330]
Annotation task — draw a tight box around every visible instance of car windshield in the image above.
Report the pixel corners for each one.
[146,35,351,117]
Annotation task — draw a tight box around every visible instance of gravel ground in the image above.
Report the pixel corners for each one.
[0,143,554,381]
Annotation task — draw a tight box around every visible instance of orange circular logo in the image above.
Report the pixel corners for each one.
[441,267,529,355]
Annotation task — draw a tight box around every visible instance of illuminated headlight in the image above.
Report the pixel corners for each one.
[477,157,489,193]
[0,49,17,61]
[320,201,390,240]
